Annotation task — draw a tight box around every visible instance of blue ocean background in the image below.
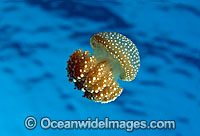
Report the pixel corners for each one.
[0,0,199,136]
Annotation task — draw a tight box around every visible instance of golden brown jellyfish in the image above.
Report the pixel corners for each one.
[66,32,140,103]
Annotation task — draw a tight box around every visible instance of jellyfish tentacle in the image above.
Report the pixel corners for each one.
[67,49,123,103]
[84,61,113,93]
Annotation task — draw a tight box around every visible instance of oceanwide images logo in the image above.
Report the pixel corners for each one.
[24,116,176,131]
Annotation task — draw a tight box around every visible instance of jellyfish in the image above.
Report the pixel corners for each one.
[66,32,140,103]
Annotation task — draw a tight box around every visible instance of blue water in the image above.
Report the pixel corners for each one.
[0,0,199,136]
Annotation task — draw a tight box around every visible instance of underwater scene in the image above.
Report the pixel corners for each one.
[0,0,199,136]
